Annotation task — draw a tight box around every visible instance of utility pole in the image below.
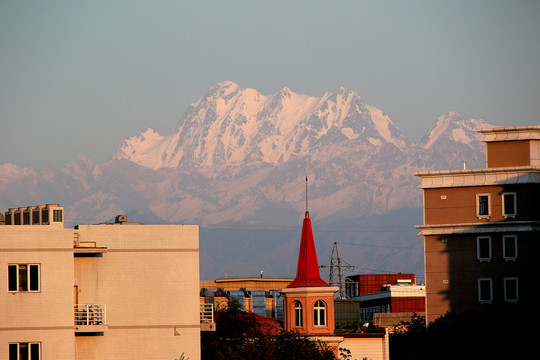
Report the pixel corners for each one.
[320,242,356,298]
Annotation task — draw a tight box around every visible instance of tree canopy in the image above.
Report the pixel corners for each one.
[201,299,336,360]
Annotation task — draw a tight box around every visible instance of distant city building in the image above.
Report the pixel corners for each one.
[415,126,540,323]
[336,274,425,329]
[345,273,418,297]
[1,205,205,360]
[355,283,425,323]
[200,277,292,319]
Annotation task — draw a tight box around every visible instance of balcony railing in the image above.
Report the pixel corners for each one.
[200,303,215,331]
[200,303,214,323]
[74,304,106,326]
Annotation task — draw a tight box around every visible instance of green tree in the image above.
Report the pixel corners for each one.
[201,298,336,360]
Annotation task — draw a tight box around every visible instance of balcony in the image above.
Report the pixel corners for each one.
[73,236,107,257]
[74,304,108,335]
[200,303,215,331]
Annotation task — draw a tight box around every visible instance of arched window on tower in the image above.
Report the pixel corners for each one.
[294,301,303,327]
[313,300,326,326]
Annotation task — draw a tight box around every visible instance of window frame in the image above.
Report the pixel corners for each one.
[504,277,519,303]
[501,192,517,218]
[478,278,493,304]
[294,301,303,327]
[9,342,41,360]
[8,264,41,292]
[476,194,491,219]
[53,209,63,222]
[476,236,492,262]
[313,300,326,327]
[502,235,518,261]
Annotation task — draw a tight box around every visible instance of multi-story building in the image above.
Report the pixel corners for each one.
[345,273,418,297]
[1,205,204,360]
[415,126,539,324]
[355,283,425,323]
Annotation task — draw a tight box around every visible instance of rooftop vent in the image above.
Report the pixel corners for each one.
[115,215,128,224]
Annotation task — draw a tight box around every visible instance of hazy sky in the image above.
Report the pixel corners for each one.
[1,1,539,169]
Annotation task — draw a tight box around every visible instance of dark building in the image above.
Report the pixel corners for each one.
[415,126,539,323]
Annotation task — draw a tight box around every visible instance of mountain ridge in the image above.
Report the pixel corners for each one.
[0,82,492,279]
[113,82,420,170]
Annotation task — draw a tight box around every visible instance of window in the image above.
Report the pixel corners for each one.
[360,306,385,322]
[502,192,516,218]
[503,235,518,260]
[313,300,326,327]
[23,211,30,225]
[14,212,21,225]
[9,342,41,360]
[41,209,49,224]
[478,278,493,304]
[32,209,40,224]
[477,236,492,262]
[8,264,40,292]
[53,209,62,222]
[476,194,490,218]
[504,277,518,302]
[294,301,303,327]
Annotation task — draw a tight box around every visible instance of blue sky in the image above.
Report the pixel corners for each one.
[1,1,539,169]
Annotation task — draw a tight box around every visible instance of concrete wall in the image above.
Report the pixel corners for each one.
[0,227,76,359]
[1,222,201,360]
[339,331,389,360]
[74,224,201,360]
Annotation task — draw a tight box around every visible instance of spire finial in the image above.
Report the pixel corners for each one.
[305,176,309,219]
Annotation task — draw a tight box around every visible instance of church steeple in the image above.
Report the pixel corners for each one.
[287,177,328,288]
[281,177,338,337]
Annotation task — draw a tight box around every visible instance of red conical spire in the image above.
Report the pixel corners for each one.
[287,178,329,288]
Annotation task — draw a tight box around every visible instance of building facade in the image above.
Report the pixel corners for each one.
[345,273,417,297]
[356,284,425,323]
[415,126,540,324]
[1,205,202,360]
[200,277,292,320]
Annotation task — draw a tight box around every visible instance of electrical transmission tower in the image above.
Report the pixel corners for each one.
[320,242,356,298]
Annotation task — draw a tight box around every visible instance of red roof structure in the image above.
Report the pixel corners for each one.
[287,211,329,288]
[247,313,284,335]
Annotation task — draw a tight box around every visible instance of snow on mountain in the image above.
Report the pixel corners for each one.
[0,82,494,279]
[113,82,409,170]
[0,163,37,184]
[421,111,490,149]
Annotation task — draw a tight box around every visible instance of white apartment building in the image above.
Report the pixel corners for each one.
[1,205,202,360]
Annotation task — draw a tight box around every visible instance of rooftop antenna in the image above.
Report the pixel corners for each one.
[305,176,309,218]
[320,242,356,298]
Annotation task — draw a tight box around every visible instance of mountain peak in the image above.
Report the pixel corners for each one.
[205,81,241,99]
[113,82,414,169]
[421,111,490,149]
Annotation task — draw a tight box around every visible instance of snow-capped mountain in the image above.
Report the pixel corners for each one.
[0,82,492,279]
[113,82,409,170]
[421,111,490,149]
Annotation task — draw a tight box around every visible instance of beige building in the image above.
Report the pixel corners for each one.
[1,205,203,360]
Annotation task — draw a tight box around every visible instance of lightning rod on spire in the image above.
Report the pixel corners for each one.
[305,176,309,218]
